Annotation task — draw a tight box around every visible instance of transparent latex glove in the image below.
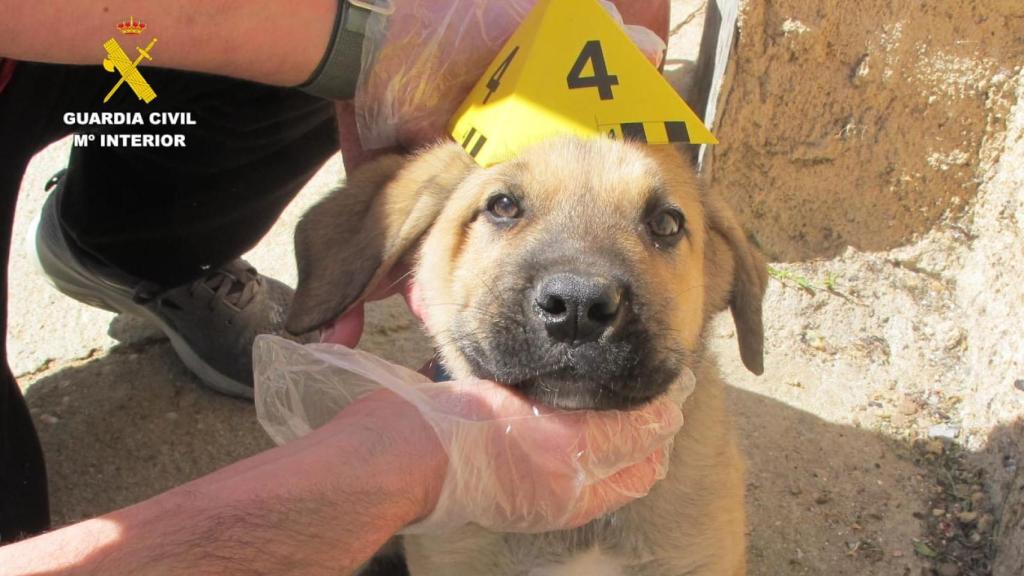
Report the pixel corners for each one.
[254,335,693,533]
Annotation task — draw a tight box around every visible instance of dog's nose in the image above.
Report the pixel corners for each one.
[534,273,625,343]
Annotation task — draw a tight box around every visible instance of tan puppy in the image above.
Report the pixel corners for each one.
[287,137,767,576]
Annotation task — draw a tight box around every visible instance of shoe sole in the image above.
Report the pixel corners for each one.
[29,211,255,400]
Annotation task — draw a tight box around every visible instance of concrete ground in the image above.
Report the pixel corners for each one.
[15,1,1002,574]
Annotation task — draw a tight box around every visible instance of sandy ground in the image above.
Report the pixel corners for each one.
[13,1,1022,575]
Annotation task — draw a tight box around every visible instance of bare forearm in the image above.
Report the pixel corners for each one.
[0,399,443,576]
[0,0,336,85]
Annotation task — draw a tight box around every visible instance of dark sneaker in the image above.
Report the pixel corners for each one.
[32,171,299,399]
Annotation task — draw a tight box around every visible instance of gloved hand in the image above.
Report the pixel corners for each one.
[254,335,692,533]
[350,0,669,152]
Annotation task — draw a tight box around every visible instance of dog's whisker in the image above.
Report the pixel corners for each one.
[419,299,510,320]
[377,267,417,295]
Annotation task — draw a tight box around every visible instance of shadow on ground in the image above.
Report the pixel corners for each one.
[24,341,271,525]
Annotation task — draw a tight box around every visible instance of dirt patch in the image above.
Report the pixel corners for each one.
[711,0,1023,261]
[913,440,999,576]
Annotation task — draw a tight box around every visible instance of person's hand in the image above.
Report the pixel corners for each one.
[336,0,671,169]
[397,377,687,533]
[254,336,690,533]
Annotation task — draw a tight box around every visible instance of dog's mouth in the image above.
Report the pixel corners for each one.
[455,337,685,410]
[505,375,664,410]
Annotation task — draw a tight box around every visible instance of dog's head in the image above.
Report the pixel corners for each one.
[287,138,767,409]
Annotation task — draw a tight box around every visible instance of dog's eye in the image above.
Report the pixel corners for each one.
[486,193,522,220]
[648,208,684,237]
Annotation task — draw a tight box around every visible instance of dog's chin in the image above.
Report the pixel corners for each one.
[457,351,680,410]
[506,377,667,410]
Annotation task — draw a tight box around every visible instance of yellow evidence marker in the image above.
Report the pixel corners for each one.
[449,0,716,167]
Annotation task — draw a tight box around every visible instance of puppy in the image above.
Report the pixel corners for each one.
[287,137,767,576]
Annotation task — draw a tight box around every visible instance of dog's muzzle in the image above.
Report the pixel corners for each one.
[533,273,628,345]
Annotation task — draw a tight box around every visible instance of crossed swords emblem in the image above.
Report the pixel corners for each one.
[102,37,158,103]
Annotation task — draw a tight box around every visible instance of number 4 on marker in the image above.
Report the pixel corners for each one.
[484,46,519,104]
[567,40,618,100]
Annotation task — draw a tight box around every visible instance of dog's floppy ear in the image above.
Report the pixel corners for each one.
[702,190,769,375]
[286,143,477,335]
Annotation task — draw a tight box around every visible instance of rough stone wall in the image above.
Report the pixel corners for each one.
[961,75,1024,576]
[708,2,1024,573]
[711,1,1022,261]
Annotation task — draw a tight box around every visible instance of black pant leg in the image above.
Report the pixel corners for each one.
[0,158,50,542]
[0,350,49,543]
[0,63,99,542]
[58,68,338,287]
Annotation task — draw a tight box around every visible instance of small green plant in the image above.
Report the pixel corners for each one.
[824,272,838,292]
[768,267,842,296]
[913,540,938,558]
[768,266,816,293]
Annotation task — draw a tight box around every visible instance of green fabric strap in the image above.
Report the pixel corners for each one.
[299,0,369,100]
